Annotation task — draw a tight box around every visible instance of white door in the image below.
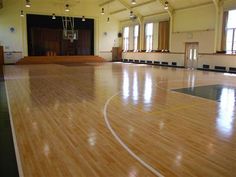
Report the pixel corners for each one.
[185,43,199,69]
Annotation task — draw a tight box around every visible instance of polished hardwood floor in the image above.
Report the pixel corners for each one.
[3,63,236,177]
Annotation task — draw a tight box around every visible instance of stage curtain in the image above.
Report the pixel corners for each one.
[158,21,169,50]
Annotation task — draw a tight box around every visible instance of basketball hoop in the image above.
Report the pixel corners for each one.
[62,16,78,42]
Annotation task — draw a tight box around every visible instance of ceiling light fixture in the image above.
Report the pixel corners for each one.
[131,0,136,5]
[107,17,110,23]
[20,10,24,17]
[65,4,70,12]
[164,1,169,10]
[25,0,31,8]
[101,8,105,15]
[82,16,86,21]
[130,11,134,18]
[52,13,56,20]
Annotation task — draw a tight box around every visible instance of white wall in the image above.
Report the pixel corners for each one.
[0,0,23,52]
[173,5,216,32]
[0,0,120,62]
[120,2,236,69]
[171,4,216,53]
[171,30,215,53]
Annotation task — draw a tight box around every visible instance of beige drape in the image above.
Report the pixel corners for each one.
[221,11,228,51]
[158,21,170,50]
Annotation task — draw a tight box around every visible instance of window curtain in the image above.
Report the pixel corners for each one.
[144,24,147,51]
[221,11,228,51]
[158,21,170,50]
[137,25,140,51]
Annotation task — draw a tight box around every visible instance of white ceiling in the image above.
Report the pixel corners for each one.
[8,0,218,21]
[99,0,214,21]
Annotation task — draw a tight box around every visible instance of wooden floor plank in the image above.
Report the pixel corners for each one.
[3,63,236,177]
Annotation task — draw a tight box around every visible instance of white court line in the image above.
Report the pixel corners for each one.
[103,92,164,177]
[4,79,25,177]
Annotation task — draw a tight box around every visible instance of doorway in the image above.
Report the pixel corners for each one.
[185,42,199,69]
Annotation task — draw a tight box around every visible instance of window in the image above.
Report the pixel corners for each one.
[226,10,236,54]
[123,27,129,51]
[145,23,153,52]
[133,25,139,52]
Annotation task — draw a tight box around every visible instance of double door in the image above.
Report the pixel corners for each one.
[185,42,199,69]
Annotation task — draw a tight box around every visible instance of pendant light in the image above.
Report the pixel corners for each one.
[82,16,86,21]
[164,1,169,10]
[101,8,105,15]
[52,13,56,20]
[131,0,136,5]
[25,0,31,8]
[130,11,134,18]
[65,4,70,12]
[20,10,24,17]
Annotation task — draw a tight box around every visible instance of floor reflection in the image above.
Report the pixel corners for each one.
[217,87,235,137]
[122,68,155,109]
[123,70,130,100]
[144,72,153,105]
[132,71,138,104]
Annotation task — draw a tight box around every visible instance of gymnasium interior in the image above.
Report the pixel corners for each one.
[0,0,236,177]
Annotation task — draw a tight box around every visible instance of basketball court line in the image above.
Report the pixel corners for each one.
[4,80,24,177]
[102,77,231,177]
[103,91,165,177]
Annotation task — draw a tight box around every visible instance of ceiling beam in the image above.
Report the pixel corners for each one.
[109,0,156,16]
[212,0,224,10]
[99,0,116,7]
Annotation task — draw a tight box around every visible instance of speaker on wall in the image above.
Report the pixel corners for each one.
[118,32,122,38]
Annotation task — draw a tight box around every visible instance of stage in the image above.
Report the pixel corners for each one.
[16,55,105,65]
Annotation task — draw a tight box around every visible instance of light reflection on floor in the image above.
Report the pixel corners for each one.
[217,87,235,137]
[174,85,236,138]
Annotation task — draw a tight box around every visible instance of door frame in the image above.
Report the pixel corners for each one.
[184,42,199,68]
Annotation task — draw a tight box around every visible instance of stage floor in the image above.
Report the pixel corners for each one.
[3,63,236,177]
